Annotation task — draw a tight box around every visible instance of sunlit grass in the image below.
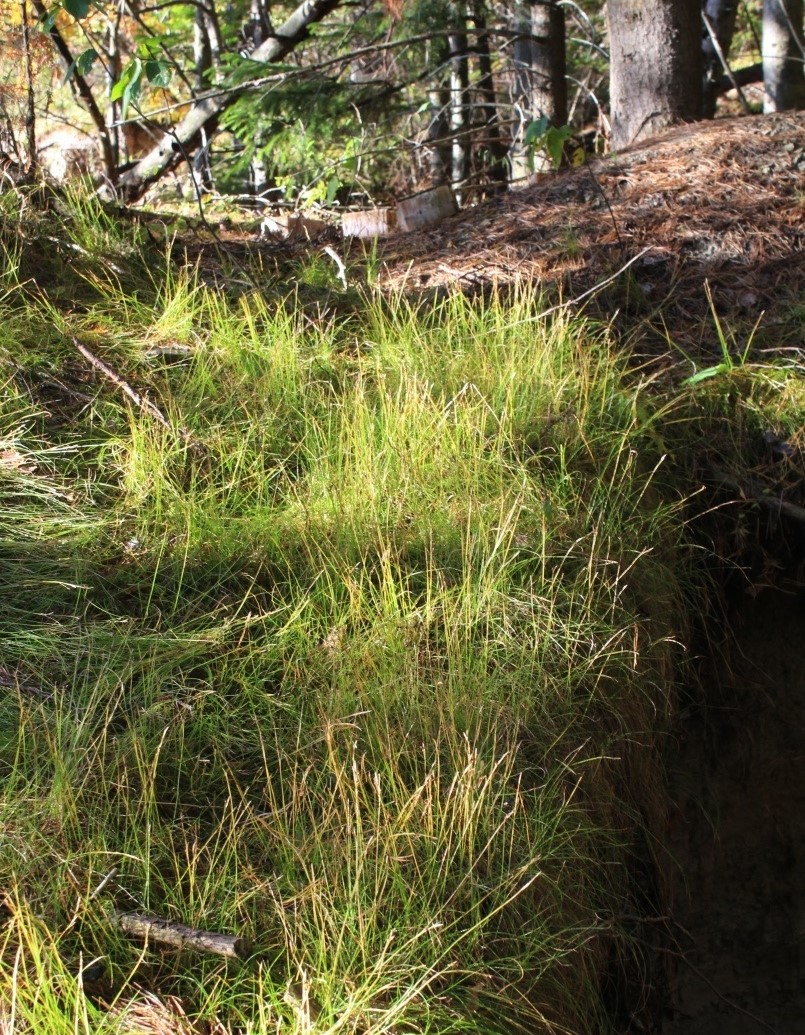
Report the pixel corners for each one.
[1,210,802,1034]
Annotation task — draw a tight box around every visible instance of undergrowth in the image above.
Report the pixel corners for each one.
[0,188,803,1034]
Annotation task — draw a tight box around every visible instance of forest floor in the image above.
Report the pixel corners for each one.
[376,110,805,357]
[2,109,804,1035]
[202,109,804,357]
[168,109,805,1033]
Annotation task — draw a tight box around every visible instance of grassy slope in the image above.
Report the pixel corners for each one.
[0,188,802,1034]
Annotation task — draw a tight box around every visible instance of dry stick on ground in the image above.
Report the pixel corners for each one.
[115,912,251,960]
[505,247,653,326]
[708,464,805,527]
[72,338,202,453]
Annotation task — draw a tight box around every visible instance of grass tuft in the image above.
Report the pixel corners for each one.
[1,202,802,1033]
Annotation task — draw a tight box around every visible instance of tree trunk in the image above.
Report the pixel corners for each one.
[702,0,739,117]
[116,0,342,201]
[510,1,567,179]
[21,0,37,173]
[763,0,805,111]
[194,6,213,91]
[448,21,470,199]
[608,0,702,150]
[427,38,452,187]
[192,5,217,189]
[510,1,533,181]
[105,4,123,167]
[246,0,272,48]
[472,0,508,188]
[532,1,567,126]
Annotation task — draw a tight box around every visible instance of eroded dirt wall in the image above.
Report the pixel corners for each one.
[664,588,805,1034]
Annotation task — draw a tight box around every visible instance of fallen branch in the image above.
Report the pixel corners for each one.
[715,61,763,94]
[72,338,199,451]
[115,912,250,959]
[506,247,653,326]
[708,464,805,527]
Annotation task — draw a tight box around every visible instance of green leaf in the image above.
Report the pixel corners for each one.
[76,48,98,76]
[523,116,550,147]
[121,81,139,119]
[111,58,143,117]
[682,364,729,386]
[544,125,571,169]
[39,6,59,32]
[144,59,172,88]
[63,0,90,18]
[325,175,341,205]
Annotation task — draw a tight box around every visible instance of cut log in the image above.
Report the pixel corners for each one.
[341,208,396,238]
[396,186,457,232]
[115,912,250,959]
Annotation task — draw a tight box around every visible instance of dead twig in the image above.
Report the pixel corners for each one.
[72,338,201,452]
[507,247,653,326]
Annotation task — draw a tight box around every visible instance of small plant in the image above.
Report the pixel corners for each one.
[524,116,585,170]
[680,282,758,385]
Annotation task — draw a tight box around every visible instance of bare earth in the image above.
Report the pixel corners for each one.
[664,588,805,1035]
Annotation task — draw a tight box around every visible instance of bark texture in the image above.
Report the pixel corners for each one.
[763,0,805,112]
[448,19,471,196]
[510,0,567,178]
[608,0,702,150]
[116,912,250,958]
[472,1,508,187]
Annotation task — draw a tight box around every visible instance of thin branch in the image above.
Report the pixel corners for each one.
[89,867,119,901]
[506,248,654,326]
[702,11,751,114]
[108,27,567,127]
[716,60,763,93]
[139,0,209,10]
[72,338,199,450]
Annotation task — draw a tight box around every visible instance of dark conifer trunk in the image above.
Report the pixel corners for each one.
[702,0,740,117]
[472,0,508,188]
[608,0,702,150]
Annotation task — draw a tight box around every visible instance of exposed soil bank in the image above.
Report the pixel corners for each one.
[663,587,805,1034]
